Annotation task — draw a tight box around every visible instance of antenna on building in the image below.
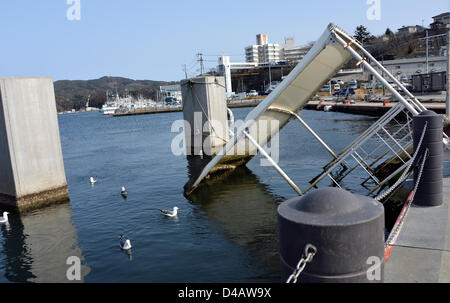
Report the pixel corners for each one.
[197,53,204,75]
[182,64,188,79]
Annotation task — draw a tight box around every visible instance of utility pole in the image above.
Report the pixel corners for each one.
[447,25,450,117]
[382,55,385,96]
[420,32,447,73]
[182,64,188,79]
[426,30,429,74]
[268,61,272,85]
[197,53,204,75]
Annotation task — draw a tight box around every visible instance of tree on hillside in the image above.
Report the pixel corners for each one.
[354,25,375,44]
[385,28,394,37]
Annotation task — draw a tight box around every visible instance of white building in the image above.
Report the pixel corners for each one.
[397,25,426,35]
[245,34,311,64]
[283,37,311,63]
[245,45,260,63]
[258,43,283,63]
[371,56,447,81]
[245,33,284,64]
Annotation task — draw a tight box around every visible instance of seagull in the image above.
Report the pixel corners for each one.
[0,212,9,223]
[90,176,98,184]
[121,186,127,198]
[119,234,132,250]
[160,207,180,217]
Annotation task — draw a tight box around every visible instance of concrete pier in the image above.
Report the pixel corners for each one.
[0,77,69,211]
[181,76,230,156]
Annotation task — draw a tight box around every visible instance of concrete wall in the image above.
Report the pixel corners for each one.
[181,76,229,156]
[331,73,368,83]
[0,94,16,196]
[0,77,68,208]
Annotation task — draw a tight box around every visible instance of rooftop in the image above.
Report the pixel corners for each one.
[432,12,450,18]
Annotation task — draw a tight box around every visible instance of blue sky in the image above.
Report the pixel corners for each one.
[0,0,448,81]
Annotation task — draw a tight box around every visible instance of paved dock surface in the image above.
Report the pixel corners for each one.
[385,149,450,282]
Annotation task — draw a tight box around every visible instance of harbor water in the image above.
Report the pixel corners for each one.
[0,108,381,282]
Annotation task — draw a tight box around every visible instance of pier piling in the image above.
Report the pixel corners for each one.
[180,76,229,156]
[0,77,69,211]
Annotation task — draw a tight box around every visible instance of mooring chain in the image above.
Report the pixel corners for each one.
[286,244,317,283]
[385,147,429,247]
[375,121,428,202]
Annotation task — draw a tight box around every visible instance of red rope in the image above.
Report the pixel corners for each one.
[384,190,414,263]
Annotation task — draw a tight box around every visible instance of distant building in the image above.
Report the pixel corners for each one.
[245,45,260,63]
[430,12,450,29]
[258,43,283,63]
[282,37,311,63]
[245,34,310,64]
[256,34,268,45]
[370,56,447,81]
[245,33,284,64]
[159,85,182,103]
[245,33,269,63]
[397,25,426,35]
[432,12,450,25]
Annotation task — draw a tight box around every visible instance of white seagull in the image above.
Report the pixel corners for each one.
[90,176,98,184]
[121,186,127,198]
[119,234,132,250]
[160,207,180,217]
[0,212,10,223]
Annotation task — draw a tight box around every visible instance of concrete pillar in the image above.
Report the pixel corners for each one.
[181,76,229,156]
[219,56,233,97]
[446,25,450,117]
[0,77,69,211]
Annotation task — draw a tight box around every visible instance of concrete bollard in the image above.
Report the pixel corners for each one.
[412,110,443,207]
[278,187,385,283]
[0,77,69,211]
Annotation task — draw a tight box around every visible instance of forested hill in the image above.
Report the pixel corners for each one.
[54,76,179,112]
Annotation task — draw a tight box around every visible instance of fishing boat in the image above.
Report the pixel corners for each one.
[102,91,120,115]
[102,101,119,115]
